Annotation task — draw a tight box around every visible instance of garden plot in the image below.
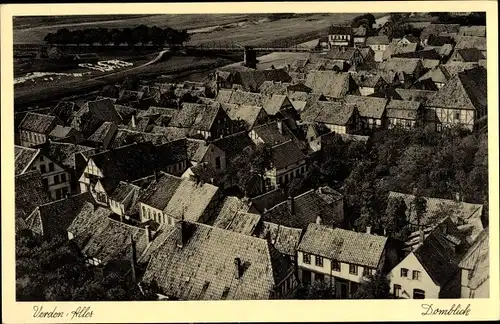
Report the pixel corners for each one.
[15,71,91,85]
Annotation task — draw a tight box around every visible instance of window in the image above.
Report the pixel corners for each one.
[142,206,146,217]
[315,273,325,282]
[40,164,47,174]
[61,173,67,182]
[412,270,421,280]
[49,163,54,172]
[302,270,312,284]
[400,268,408,277]
[331,260,341,272]
[55,188,62,200]
[413,289,425,299]
[53,175,59,184]
[349,264,358,275]
[394,284,402,298]
[62,187,68,197]
[147,209,151,220]
[42,178,48,188]
[363,267,371,277]
[454,111,460,120]
[40,156,44,161]
[215,157,221,169]
[315,256,323,267]
[303,253,311,264]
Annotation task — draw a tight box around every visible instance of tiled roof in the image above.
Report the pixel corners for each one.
[417,65,450,84]
[258,81,289,96]
[36,142,95,170]
[221,103,265,129]
[298,224,387,268]
[392,49,440,60]
[137,106,177,118]
[366,35,390,45]
[49,101,77,124]
[252,121,296,146]
[386,99,421,119]
[459,228,488,270]
[262,190,341,229]
[186,139,210,162]
[414,229,460,287]
[316,186,343,205]
[458,26,486,37]
[256,221,302,257]
[455,48,485,62]
[156,138,188,166]
[344,95,388,119]
[49,125,78,139]
[114,104,138,121]
[15,171,52,219]
[232,69,292,92]
[263,94,290,116]
[426,66,487,111]
[329,25,352,35]
[455,36,486,51]
[212,131,255,161]
[214,210,261,236]
[68,203,149,265]
[326,46,359,61]
[388,191,484,229]
[354,74,386,88]
[109,129,169,148]
[214,196,251,229]
[151,126,190,142]
[139,172,183,211]
[141,222,292,300]
[305,71,356,99]
[87,121,116,144]
[109,181,140,203]
[301,101,356,126]
[383,43,418,60]
[421,24,461,40]
[270,140,306,170]
[249,188,287,214]
[442,62,479,77]
[72,99,122,136]
[25,193,91,238]
[169,103,221,131]
[19,112,62,134]
[14,145,39,175]
[379,58,423,75]
[393,89,436,103]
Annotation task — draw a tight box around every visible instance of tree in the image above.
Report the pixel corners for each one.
[383,196,410,241]
[412,190,428,229]
[351,13,376,28]
[352,271,391,299]
[295,280,336,299]
[121,75,139,91]
[101,84,119,98]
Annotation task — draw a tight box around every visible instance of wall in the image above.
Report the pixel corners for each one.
[203,144,226,175]
[28,154,71,200]
[388,252,440,299]
[359,87,376,96]
[20,130,47,147]
[427,107,475,131]
[325,124,347,134]
[388,118,417,129]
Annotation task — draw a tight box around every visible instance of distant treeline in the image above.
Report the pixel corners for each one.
[429,12,486,25]
[43,25,191,47]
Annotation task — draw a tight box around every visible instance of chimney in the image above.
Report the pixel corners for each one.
[366,226,371,234]
[131,115,136,128]
[176,218,185,248]
[130,234,137,283]
[316,216,322,225]
[287,196,294,215]
[234,257,242,279]
[145,225,152,243]
[455,192,460,203]
[277,120,283,134]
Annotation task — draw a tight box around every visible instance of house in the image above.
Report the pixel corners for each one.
[70,98,123,138]
[449,48,485,63]
[19,113,63,147]
[15,171,52,220]
[186,138,226,175]
[425,66,487,131]
[67,203,150,267]
[358,46,376,65]
[387,191,485,235]
[168,103,233,140]
[386,99,424,129]
[352,26,367,47]
[49,101,78,125]
[301,101,361,134]
[250,120,302,149]
[261,189,343,230]
[227,69,292,92]
[410,78,439,91]
[458,229,489,298]
[307,127,369,153]
[248,188,287,214]
[388,225,462,299]
[454,36,487,53]
[304,71,359,99]
[86,121,118,149]
[353,74,389,96]
[107,181,142,219]
[365,35,390,62]
[392,88,437,104]
[141,221,296,300]
[298,224,388,298]
[109,129,169,149]
[325,46,364,70]
[263,140,307,189]
[378,58,425,87]
[213,208,261,236]
[138,172,221,225]
[383,42,418,61]
[458,26,486,37]
[257,80,312,97]
[416,65,452,89]
[48,125,85,144]
[327,25,353,47]
[344,95,388,131]
[24,192,91,239]
[216,89,294,117]
[15,145,73,200]
[420,24,461,46]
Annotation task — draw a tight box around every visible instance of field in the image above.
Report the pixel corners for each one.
[13,13,381,45]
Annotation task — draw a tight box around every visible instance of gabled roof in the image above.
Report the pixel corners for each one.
[366,35,390,45]
[49,101,77,124]
[214,211,261,236]
[258,81,289,96]
[426,66,487,111]
[326,46,360,61]
[262,190,341,229]
[25,193,91,238]
[169,103,222,131]
[455,48,485,62]
[139,172,183,211]
[393,88,436,103]
[344,95,388,119]
[386,99,421,119]
[150,126,190,142]
[212,131,255,161]
[263,94,291,116]
[14,145,39,175]
[305,71,356,99]
[221,103,266,129]
[252,121,297,146]
[72,99,122,136]
[233,69,292,92]
[109,129,169,149]
[87,121,117,144]
[213,196,251,229]
[458,25,486,37]
[270,140,306,170]
[156,138,188,166]
[141,222,293,300]
[15,171,52,219]
[455,36,486,51]
[383,43,418,60]
[256,221,302,257]
[19,112,62,134]
[49,125,81,140]
[441,62,479,77]
[186,138,210,162]
[298,224,387,268]
[379,57,423,75]
[109,181,140,203]
[301,101,356,126]
[392,49,440,60]
[421,24,461,40]
[35,142,96,170]
[417,65,451,84]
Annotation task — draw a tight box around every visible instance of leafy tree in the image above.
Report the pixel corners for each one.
[412,191,428,229]
[351,13,376,28]
[295,280,336,299]
[352,271,391,299]
[383,196,410,241]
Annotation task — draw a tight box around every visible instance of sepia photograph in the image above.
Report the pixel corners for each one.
[1,1,498,323]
